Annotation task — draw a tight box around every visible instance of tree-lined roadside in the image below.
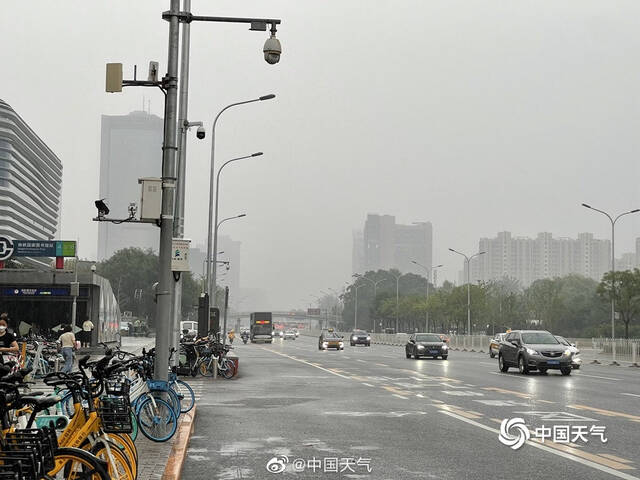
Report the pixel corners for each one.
[338,269,640,338]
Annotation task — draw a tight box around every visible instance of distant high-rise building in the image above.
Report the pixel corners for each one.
[354,214,433,275]
[464,231,611,286]
[97,111,163,261]
[0,99,62,243]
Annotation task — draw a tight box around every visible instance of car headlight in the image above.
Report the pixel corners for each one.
[352,336,357,341]
[322,342,328,348]
[417,345,425,350]
[339,342,344,347]
[442,345,448,350]
[526,348,538,355]
[563,349,572,356]
[367,336,371,340]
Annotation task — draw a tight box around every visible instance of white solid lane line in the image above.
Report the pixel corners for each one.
[621,392,640,398]
[573,373,621,381]
[439,410,640,480]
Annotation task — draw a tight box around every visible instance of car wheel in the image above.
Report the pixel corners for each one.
[573,365,580,370]
[538,367,548,375]
[499,354,509,372]
[518,355,530,375]
[405,351,411,358]
[561,367,572,376]
[441,355,448,360]
[414,354,420,359]
[350,343,355,347]
[489,351,496,359]
[367,342,370,347]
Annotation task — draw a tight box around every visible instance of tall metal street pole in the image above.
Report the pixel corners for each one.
[205,95,275,306]
[154,0,181,381]
[211,152,263,308]
[581,203,640,362]
[171,0,192,366]
[411,260,442,333]
[449,249,485,336]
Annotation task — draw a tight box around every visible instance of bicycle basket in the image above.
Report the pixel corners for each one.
[98,396,133,433]
[105,378,131,396]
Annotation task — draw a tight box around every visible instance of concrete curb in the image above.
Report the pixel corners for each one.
[162,405,197,480]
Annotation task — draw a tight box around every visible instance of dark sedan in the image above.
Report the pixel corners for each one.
[405,333,449,360]
[350,330,371,346]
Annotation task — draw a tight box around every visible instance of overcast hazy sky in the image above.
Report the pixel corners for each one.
[2,1,640,309]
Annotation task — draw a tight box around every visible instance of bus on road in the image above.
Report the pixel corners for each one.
[250,312,273,343]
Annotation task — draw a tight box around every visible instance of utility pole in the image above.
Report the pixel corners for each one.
[171,0,192,367]
[155,0,181,380]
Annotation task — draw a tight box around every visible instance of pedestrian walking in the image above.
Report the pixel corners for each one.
[82,317,94,348]
[58,324,76,373]
[0,314,19,366]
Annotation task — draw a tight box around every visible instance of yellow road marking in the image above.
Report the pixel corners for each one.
[600,454,635,464]
[482,387,531,399]
[530,439,636,471]
[568,405,640,423]
[438,404,483,419]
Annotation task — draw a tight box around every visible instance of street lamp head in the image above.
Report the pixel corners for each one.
[411,260,418,265]
[435,264,443,268]
[631,209,640,214]
[479,251,486,255]
[251,152,264,157]
[259,94,276,101]
[448,248,455,252]
[263,33,282,64]
[582,203,592,209]
[237,214,247,218]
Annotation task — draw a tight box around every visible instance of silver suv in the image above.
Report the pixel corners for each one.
[498,330,573,375]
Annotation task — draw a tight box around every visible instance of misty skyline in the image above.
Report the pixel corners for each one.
[3,1,640,309]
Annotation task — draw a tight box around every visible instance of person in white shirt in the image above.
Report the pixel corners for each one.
[82,317,94,347]
[58,325,76,373]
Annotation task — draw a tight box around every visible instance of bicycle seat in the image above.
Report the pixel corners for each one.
[19,395,61,410]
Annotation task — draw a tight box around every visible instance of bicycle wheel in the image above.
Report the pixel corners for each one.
[198,358,214,377]
[129,410,138,442]
[91,440,135,480]
[137,396,177,442]
[219,359,235,379]
[51,447,110,480]
[172,379,195,413]
[109,433,138,475]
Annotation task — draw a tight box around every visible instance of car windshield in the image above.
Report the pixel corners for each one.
[325,333,340,339]
[555,336,569,346]
[522,332,559,345]
[415,334,442,342]
[353,330,366,334]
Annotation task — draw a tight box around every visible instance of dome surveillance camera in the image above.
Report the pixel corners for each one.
[196,126,206,140]
[263,34,282,65]
[90,265,97,272]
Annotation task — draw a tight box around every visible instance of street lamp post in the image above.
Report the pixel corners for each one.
[353,274,386,332]
[449,249,486,335]
[411,260,443,332]
[205,95,275,304]
[210,152,263,307]
[353,284,367,330]
[212,214,246,309]
[385,272,402,333]
[581,203,640,361]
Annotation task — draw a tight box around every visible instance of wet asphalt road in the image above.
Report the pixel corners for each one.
[181,335,640,480]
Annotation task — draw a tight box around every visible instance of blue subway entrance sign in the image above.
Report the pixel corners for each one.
[0,237,76,260]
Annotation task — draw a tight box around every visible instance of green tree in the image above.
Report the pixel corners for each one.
[597,269,640,339]
[97,247,200,326]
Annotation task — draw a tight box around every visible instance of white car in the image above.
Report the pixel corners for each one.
[272,330,284,339]
[555,335,582,369]
[284,330,296,340]
[181,321,198,337]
